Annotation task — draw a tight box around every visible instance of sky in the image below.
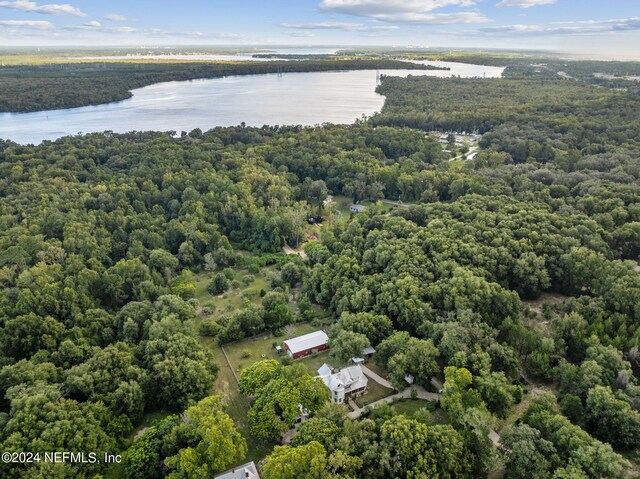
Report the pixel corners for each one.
[0,0,639,59]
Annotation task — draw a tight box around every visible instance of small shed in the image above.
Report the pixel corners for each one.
[349,204,366,213]
[284,330,329,360]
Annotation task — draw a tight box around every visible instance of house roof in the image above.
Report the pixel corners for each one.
[214,462,260,479]
[284,330,329,354]
[317,363,332,377]
[349,204,366,212]
[317,363,368,393]
[362,346,376,355]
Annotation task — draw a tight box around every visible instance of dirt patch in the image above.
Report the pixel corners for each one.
[283,244,308,259]
[522,292,568,315]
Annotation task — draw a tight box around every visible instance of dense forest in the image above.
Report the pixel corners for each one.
[0,58,438,113]
[1,56,639,478]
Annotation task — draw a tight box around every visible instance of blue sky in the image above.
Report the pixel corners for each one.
[1,0,639,59]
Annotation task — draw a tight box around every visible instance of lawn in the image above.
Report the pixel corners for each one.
[360,199,396,213]
[298,350,333,374]
[392,400,450,425]
[355,379,394,407]
[223,322,323,374]
[194,266,273,317]
[208,340,276,462]
[364,361,390,380]
[204,322,333,463]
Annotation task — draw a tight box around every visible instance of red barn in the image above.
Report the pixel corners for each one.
[283,331,329,360]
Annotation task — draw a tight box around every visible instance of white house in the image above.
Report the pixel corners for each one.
[349,204,366,213]
[214,462,260,479]
[317,363,368,404]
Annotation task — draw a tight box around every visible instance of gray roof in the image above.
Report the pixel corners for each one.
[284,330,329,354]
[214,462,260,479]
[317,363,368,393]
[350,204,366,212]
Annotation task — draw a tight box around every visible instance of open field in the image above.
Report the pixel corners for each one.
[392,400,450,425]
[222,322,323,373]
[201,323,331,462]
[194,266,273,317]
[355,379,395,407]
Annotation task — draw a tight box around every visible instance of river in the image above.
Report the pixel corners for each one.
[0,61,504,145]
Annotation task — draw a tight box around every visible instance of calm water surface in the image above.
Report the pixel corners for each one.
[0,61,504,145]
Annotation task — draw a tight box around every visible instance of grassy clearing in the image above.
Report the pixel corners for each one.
[360,199,396,213]
[223,322,322,374]
[365,361,390,380]
[194,266,273,317]
[208,340,276,462]
[298,350,333,374]
[200,323,332,463]
[392,399,434,415]
[355,380,394,407]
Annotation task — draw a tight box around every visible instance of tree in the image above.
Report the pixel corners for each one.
[475,372,515,419]
[585,385,640,449]
[207,273,229,295]
[440,366,488,427]
[262,441,329,479]
[501,424,557,479]
[262,291,294,331]
[164,396,247,478]
[380,415,435,478]
[1,313,65,360]
[291,417,341,449]
[522,393,630,479]
[308,180,329,203]
[0,382,115,479]
[247,369,329,439]
[427,424,473,479]
[511,252,550,299]
[335,312,394,346]
[124,415,182,479]
[64,342,149,421]
[281,262,303,287]
[239,359,282,395]
[0,360,60,410]
[379,335,440,390]
[142,324,218,410]
[148,249,179,278]
[330,330,370,364]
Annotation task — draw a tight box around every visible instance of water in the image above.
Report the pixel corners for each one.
[0,61,504,145]
[76,47,341,62]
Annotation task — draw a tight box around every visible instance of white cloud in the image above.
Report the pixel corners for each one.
[0,0,86,17]
[320,0,476,15]
[288,30,316,37]
[104,13,127,22]
[0,19,53,28]
[63,22,137,33]
[317,0,489,24]
[282,21,398,32]
[369,11,490,24]
[496,0,557,7]
[478,16,640,35]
